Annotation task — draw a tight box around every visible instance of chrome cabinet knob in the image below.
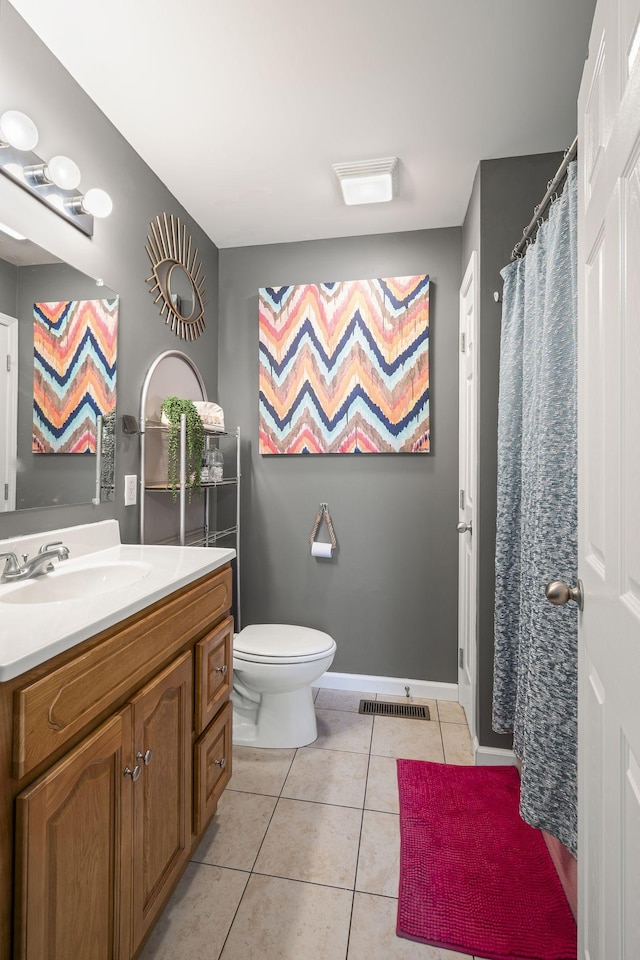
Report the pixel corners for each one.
[545,579,584,611]
[124,764,142,782]
[137,749,153,765]
[215,665,228,676]
[214,757,226,769]
[456,521,472,534]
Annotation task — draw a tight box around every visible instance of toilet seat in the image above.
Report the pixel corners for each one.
[234,624,335,664]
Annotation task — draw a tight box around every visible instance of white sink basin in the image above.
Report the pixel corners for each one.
[0,561,152,604]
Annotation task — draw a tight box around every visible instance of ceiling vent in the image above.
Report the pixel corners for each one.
[332,156,399,205]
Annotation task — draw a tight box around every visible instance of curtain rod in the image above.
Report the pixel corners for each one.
[510,135,578,261]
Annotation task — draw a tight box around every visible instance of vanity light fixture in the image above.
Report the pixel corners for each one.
[0,108,112,236]
[24,155,81,190]
[332,156,399,205]
[78,188,113,218]
[0,110,39,151]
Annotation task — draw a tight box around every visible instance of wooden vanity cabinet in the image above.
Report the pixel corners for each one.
[14,708,133,960]
[1,564,234,960]
[129,651,193,953]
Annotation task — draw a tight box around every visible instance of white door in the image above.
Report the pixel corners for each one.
[458,251,478,745]
[0,312,17,512]
[578,0,640,957]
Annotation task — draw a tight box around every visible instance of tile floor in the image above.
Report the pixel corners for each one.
[139,690,489,960]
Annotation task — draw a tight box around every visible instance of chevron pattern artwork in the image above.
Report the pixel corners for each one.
[259,275,430,454]
[33,298,118,454]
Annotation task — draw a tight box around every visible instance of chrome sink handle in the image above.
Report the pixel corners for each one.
[0,552,21,580]
[38,541,70,559]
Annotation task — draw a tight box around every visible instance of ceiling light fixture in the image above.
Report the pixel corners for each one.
[333,157,399,205]
[0,108,112,236]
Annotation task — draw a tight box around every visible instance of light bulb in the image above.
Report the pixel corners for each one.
[0,110,38,151]
[4,162,24,181]
[46,155,81,190]
[46,194,65,212]
[82,187,112,218]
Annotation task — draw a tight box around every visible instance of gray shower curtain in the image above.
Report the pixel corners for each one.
[493,162,578,856]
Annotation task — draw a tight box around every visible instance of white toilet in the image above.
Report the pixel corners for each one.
[231,624,336,748]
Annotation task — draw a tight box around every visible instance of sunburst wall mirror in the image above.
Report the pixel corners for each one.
[145,213,207,340]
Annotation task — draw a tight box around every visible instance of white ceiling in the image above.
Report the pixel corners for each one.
[9,0,595,249]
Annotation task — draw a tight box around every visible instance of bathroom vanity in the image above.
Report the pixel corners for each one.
[0,521,235,960]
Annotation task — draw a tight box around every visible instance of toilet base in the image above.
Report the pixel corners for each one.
[232,685,318,749]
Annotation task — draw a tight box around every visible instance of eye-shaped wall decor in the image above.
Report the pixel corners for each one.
[145,213,207,340]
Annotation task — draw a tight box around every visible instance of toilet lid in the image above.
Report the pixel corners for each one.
[234,624,335,659]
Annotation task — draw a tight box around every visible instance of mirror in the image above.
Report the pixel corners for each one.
[167,263,195,321]
[145,213,207,340]
[0,229,118,512]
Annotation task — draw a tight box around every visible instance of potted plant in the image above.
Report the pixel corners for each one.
[160,396,205,501]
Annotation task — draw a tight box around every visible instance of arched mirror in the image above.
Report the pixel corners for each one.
[145,213,207,340]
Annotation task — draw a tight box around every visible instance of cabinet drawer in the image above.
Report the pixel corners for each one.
[195,616,233,735]
[193,701,232,835]
[14,566,232,779]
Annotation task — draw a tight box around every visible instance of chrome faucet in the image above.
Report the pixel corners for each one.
[0,541,70,583]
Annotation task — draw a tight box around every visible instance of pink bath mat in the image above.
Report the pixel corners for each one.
[396,761,576,960]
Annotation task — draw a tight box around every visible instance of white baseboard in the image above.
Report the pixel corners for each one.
[315,671,458,702]
[474,744,518,766]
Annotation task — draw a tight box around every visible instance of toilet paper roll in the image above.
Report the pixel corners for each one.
[311,541,333,558]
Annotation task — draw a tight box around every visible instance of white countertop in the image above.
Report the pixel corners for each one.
[0,520,235,682]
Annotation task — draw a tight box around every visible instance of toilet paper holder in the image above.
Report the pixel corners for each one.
[309,503,337,557]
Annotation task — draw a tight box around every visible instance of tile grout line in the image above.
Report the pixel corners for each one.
[344,710,377,959]
[213,746,300,960]
[211,865,251,960]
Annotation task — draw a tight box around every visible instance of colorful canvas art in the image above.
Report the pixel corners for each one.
[259,275,430,454]
[33,298,118,454]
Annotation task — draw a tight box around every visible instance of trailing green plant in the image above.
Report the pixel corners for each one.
[160,396,205,501]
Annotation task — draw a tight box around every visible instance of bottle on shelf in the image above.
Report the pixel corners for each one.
[210,448,224,482]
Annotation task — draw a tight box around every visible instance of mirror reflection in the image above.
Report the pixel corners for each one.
[167,263,195,320]
[0,229,118,512]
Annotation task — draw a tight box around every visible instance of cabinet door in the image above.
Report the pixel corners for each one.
[15,708,133,960]
[130,651,192,952]
[193,700,232,835]
[195,614,233,734]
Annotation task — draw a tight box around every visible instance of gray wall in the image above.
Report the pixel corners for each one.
[462,152,564,748]
[218,228,461,681]
[0,257,16,315]
[0,0,219,542]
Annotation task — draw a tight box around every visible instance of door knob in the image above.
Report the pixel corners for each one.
[123,764,142,782]
[456,521,472,534]
[137,749,153,765]
[545,579,584,611]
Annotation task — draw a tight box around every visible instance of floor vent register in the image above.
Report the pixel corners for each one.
[358,700,430,720]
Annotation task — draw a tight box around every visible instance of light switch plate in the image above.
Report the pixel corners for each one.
[124,475,137,506]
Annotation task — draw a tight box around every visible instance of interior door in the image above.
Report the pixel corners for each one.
[458,251,478,745]
[578,1,640,957]
[0,312,17,511]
